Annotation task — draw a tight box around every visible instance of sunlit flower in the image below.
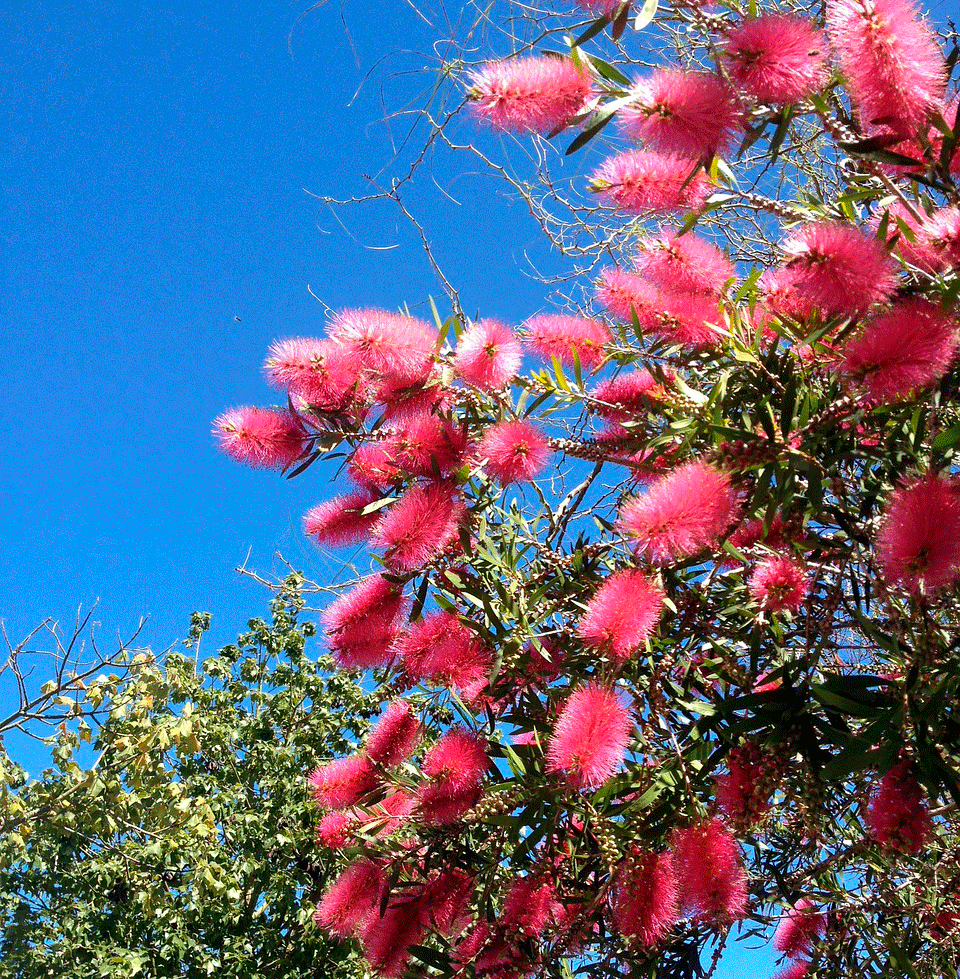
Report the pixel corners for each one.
[577,568,665,664]
[590,150,713,213]
[590,369,669,421]
[619,69,742,157]
[827,0,945,135]
[634,229,735,295]
[618,460,740,563]
[480,419,551,484]
[523,313,612,368]
[546,682,632,789]
[371,481,466,572]
[322,574,407,670]
[418,727,488,824]
[779,221,897,317]
[308,754,379,810]
[365,700,421,767]
[722,14,828,104]
[875,473,960,596]
[841,297,958,402]
[213,406,305,470]
[454,318,523,390]
[315,858,388,938]
[396,611,492,703]
[304,489,381,547]
[468,56,592,134]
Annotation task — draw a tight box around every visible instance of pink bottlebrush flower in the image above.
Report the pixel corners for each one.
[385,412,468,478]
[656,289,727,347]
[827,0,945,135]
[468,55,592,134]
[779,221,897,317]
[480,419,551,484]
[618,459,740,564]
[576,568,665,664]
[910,206,960,271]
[671,818,749,921]
[316,810,358,849]
[619,69,742,157]
[841,297,958,402]
[748,555,810,612]
[360,891,427,979]
[396,611,492,702]
[523,313,613,369]
[773,963,810,979]
[213,406,305,470]
[454,919,530,979]
[328,308,438,394]
[610,847,680,948]
[502,875,560,937]
[590,369,669,421]
[422,867,475,936]
[359,790,417,838]
[348,439,404,489]
[722,14,828,104]
[304,489,382,547]
[315,858,388,938]
[264,337,360,410]
[546,682,632,790]
[308,754,379,809]
[371,481,466,573]
[418,727,489,825]
[634,230,735,295]
[727,515,788,556]
[322,575,406,670]
[758,267,816,323]
[590,150,713,213]
[876,473,960,596]
[454,318,523,390]
[866,758,932,852]
[773,898,826,957]
[594,268,662,325]
[365,700,421,767]
[715,741,776,828]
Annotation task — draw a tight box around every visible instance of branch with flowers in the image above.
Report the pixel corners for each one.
[215,0,960,976]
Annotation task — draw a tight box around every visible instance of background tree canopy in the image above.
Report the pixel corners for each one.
[0,579,380,979]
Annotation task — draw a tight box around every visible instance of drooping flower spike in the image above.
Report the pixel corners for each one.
[523,313,612,369]
[546,682,633,789]
[840,297,958,403]
[827,0,945,136]
[576,568,665,664]
[875,472,960,597]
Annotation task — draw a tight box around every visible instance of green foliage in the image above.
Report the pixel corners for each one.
[0,577,378,979]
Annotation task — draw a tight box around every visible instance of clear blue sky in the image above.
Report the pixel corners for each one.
[0,1,785,974]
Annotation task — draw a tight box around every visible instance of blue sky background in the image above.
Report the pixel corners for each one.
[0,0,882,973]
